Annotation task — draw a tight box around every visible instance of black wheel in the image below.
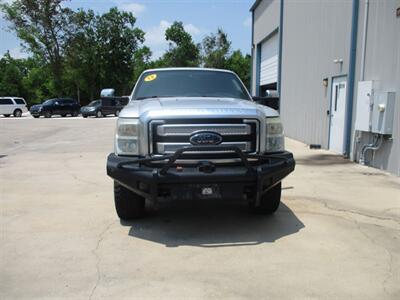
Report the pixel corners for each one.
[13,109,22,117]
[82,115,88,118]
[61,114,67,117]
[4,114,10,117]
[96,110,103,118]
[250,182,281,214]
[114,181,145,220]
[72,111,79,117]
[115,110,120,117]
[33,116,40,118]
[44,111,52,118]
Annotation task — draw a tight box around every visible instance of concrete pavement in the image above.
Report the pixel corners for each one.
[1,118,399,299]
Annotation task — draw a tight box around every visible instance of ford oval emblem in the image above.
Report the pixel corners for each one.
[189,132,223,146]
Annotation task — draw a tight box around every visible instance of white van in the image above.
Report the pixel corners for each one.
[0,97,28,117]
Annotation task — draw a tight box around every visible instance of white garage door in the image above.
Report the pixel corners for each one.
[260,32,278,86]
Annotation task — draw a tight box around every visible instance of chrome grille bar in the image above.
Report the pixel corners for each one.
[156,124,251,136]
[157,142,251,154]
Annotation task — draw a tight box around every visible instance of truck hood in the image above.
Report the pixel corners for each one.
[119,97,279,120]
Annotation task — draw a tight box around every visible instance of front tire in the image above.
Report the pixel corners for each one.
[114,182,145,220]
[251,183,281,214]
[33,116,40,118]
[96,110,102,118]
[4,114,10,117]
[13,109,22,117]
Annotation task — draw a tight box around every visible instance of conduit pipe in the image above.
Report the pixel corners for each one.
[359,134,383,165]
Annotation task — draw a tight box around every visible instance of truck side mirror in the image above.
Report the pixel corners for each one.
[252,96,280,110]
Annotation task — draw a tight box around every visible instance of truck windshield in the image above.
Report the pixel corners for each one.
[133,70,251,101]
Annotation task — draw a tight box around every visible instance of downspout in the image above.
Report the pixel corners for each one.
[352,0,369,161]
[250,10,254,95]
[360,0,369,81]
[344,0,359,157]
[277,0,284,98]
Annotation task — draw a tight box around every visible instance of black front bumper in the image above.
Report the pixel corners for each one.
[107,146,295,204]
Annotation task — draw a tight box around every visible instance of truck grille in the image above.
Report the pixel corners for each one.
[150,119,258,156]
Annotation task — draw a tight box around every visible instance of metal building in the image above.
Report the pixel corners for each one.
[251,0,400,175]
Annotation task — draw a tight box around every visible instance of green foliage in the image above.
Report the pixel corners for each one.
[202,28,231,69]
[226,50,252,89]
[1,0,73,95]
[201,30,251,88]
[162,21,200,67]
[0,1,252,105]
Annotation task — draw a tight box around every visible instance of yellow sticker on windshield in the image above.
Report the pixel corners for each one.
[144,74,157,82]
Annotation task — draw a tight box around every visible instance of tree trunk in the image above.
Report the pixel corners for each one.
[76,84,80,104]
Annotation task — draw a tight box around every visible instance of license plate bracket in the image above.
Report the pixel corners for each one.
[195,184,221,199]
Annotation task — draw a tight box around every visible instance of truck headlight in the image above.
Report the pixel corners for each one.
[265,117,284,152]
[115,118,140,155]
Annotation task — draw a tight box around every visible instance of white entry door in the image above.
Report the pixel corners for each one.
[329,77,347,154]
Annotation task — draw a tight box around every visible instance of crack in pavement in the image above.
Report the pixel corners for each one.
[352,219,395,297]
[290,208,397,298]
[285,196,400,226]
[88,221,115,300]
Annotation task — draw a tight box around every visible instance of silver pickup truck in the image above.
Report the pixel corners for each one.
[106,68,295,220]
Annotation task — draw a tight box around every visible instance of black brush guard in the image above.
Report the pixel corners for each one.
[107,146,295,205]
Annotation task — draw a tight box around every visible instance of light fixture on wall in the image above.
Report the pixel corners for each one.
[323,78,329,87]
[333,58,343,64]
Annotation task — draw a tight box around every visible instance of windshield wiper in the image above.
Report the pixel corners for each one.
[135,95,176,100]
[136,96,159,100]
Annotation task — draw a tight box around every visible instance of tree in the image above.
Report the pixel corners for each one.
[0,52,26,97]
[162,21,200,67]
[1,0,72,96]
[64,9,99,102]
[201,29,231,69]
[226,50,251,89]
[201,29,251,89]
[132,46,152,83]
[63,8,146,103]
[96,7,145,95]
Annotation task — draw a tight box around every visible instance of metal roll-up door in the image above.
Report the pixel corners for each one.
[260,32,278,86]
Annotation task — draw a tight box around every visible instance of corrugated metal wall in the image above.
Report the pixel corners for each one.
[279,1,352,148]
[251,0,280,94]
[352,0,400,175]
[251,0,399,175]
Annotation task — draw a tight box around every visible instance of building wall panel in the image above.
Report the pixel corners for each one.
[352,0,400,175]
[280,0,352,147]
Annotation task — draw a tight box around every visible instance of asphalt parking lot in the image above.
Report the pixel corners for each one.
[1,117,399,299]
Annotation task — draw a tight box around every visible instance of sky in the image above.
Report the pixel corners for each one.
[0,0,254,60]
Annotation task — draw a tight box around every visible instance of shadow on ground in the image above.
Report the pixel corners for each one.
[124,201,304,247]
[296,153,352,166]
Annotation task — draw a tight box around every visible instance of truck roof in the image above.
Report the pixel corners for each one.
[142,67,236,74]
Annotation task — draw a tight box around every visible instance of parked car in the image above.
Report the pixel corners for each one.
[80,97,127,118]
[106,68,295,220]
[0,97,28,117]
[30,98,80,118]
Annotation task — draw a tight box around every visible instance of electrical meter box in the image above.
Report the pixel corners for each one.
[372,92,395,135]
[355,81,374,132]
